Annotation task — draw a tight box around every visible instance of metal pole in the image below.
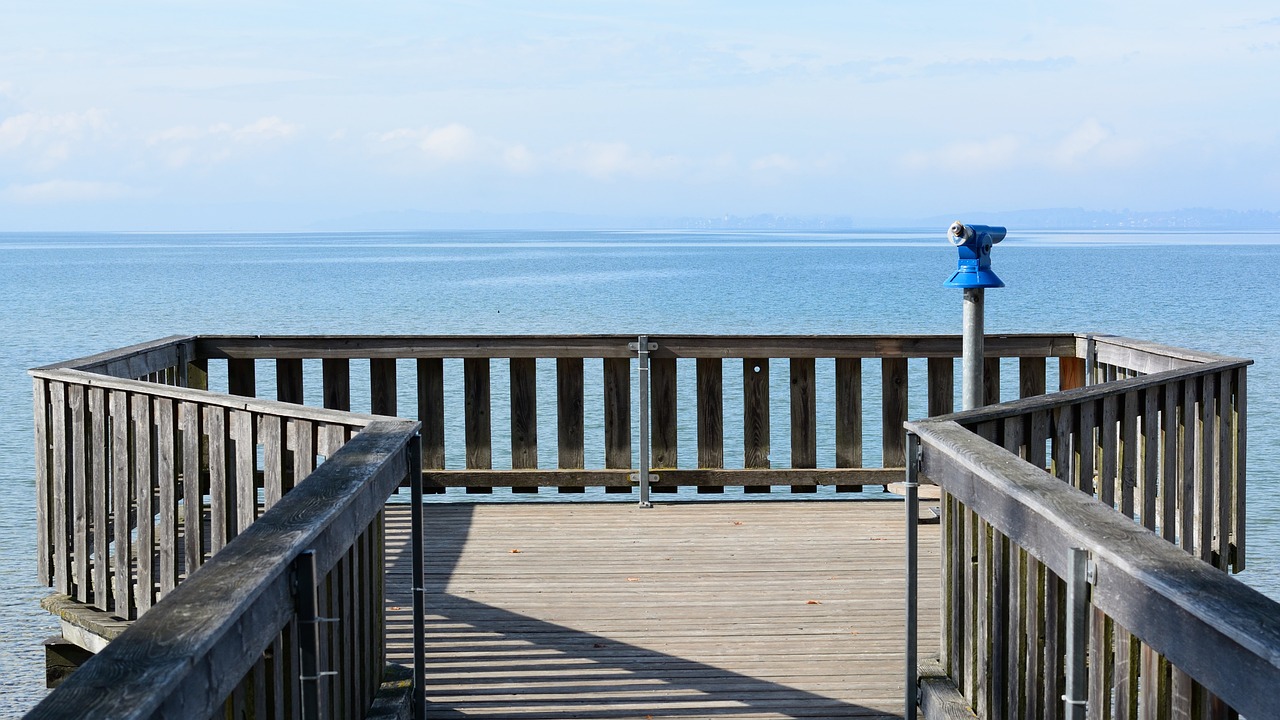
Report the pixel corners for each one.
[904,433,920,718]
[409,439,426,720]
[962,287,985,411]
[1063,547,1090,719]
[636,335,653,508]
[295,549,322,720]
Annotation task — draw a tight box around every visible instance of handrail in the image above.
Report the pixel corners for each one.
[25,419,421,720]
[908,417,1278,719]
[35,334,196,380]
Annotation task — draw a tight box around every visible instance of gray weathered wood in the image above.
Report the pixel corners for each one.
[464,358,492,471]
[603,358,631,471]
[50,383,70,597]
[742,359,770,476]
[790,358,817,482]
[1020,357,1047,399]
[697,358,724,469]
[180,402,204,577]
[231,410,256,536]
[1199,374,1216,564]
[205,406,228,556]
[835,358,863,490]
[34,378,52,586]
[928,357,954,417]
[1233,368,1246,571]
[261,414,284,508]
[983,357,1001,406]
[133,395,154,614]
[69,385,89,603]
[509,358,538,471]
[369,357,397,416]
[416,358,445,471]
[110,390,132,615]
[322,358,351,412]
[275,358,303,404]
[155,398,178,598]
[882,358,908,469]
[650,357,678,469]
[557,358,585,471]
[89,387,109,605]
[1121,390,1139,519]
[227,359,256,398]
[420,466,900,489]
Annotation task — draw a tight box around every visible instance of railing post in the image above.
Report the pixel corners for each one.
[962,288,985,411]
[409,437,426,720]
[632,336,654,508]
[1063,547,1091,719]
[905,432,920,718]
[1084,334,1096,387]
[295,549,323,720]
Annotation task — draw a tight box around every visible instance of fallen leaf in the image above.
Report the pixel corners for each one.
[509,549,522,554]
[806,600,822,605]
[732,521,743,526]
[626,577,640,582]
[868,537,887,541]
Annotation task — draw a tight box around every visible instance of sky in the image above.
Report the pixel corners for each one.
[1,1,1278,230]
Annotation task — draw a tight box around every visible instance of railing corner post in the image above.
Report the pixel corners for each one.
[1063,546,1091,720]
[294,549,322,720]
[632,335,653,508]
[408,434,426,720]
[905,431,921,718]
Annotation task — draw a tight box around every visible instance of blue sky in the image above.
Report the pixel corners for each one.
[2,2,1278,229]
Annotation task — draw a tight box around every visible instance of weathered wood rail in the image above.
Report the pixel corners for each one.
[907,336,1267,719]
[27,332,1266,720]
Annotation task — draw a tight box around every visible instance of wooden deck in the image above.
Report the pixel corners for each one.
[383,500,940,719]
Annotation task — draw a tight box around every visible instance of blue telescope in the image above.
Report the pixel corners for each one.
[943,221,1007,289]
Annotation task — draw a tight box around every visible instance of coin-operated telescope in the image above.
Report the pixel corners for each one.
[943,221,1006,289]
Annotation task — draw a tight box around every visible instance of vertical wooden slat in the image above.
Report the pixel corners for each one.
[1020,357,1047,398]
[1088,608,1113,720]
[1043,566,1063,719]
[417,358,445,474]
[1161,384,1179,544]
[133,395,154,614]
[983,357,1001,406]
[604,358,632,494]
[292,420,315,479]
[1121,391,1139,519]
[963,505,977,702]
[1233,368,1246,571]
[1025,557,1045,720]
[227,358,256,397]
[1007,547,1025,720]
[557,358,586,493]
[1199,374,1217,563]
[1217,372,1233,571]
[790,358,817,492]
[509,357,539,474]
[231,410,256,534]
[1101,395,1119,507]
[695,358,724,495]
[743,358,770,493]
[976,519,990,716]
[50,383,71,596]
[155,398,177,598]
[697,358,724,469]
[1114,627,1139,720]
[1138,645,1164,720]
[1180,379,1197,554]
[370,357,397,415]
[322,358,351,411]
[1029,411,1049,471]
[276,358,304,404]
[33,378,52,586]
[205,406,228,555]
[464,358,492,472]
[186,357,209,391]
[180,402,203,577]
[262,415,284,508]
[110,390,132,615]
[1078,400,1097,495]
[69,385,90,603]
[650,357,678,470]
[928,357,955,416]
[1141,389,1160,532]
[1054,405,1074,484]
[1060,356,1086,391]
[882,358,908,468]
[1171,667,1194,720]
[89,387,109,605]
[835,358,863,492]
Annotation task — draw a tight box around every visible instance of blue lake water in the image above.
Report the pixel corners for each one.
[2,229,1278,713]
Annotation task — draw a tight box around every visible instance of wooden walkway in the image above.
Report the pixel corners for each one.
[383,500,940,719]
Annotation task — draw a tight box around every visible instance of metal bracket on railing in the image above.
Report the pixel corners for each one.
[407,437,426,720]
[294,549,324,720]
[630,336,657,508]
[1084,334,1097,387]
[1063,547,1092,719]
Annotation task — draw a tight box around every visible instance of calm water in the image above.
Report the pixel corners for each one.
[2,229,1278,713]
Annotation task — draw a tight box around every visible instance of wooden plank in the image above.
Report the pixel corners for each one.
[1059,357,1086,391]
[1020,357,1047,398]
[1141,389,1160,532]
[155,398,178,598]
[742,359,770,487]
[650,357,678,470]
[1053,404,1074,485]
[1025,558,1045,720]
[697,358,724,469]
[928,357,954,417]
[1217,372,1233,571]
[1006,547,1025,720]
[227,358,256,398]
[983,357,1001,406]
[205,405,228,556]
[835,358,863,491]
[1161,384,1178,544]
[509,358,539,473]
[50,382,70,597]
[275,359,303,404]
[69,384,89,603]
[1042,566,1062,717]
[1088,607,1113,720]
[1121,390,1139,519]
[975,518,989,716]
[882,358,908,469]
[789,358,817,488]
[1028,411,1049,471]
[1180,379,1196,554]
[557,358,586,475]
[421,466,901,489]
[89,387,109,605]
[133,395,154,614]
[369,357,397,416]
[603,358,631,470]
[33,378,52,587]
[1115,626,1139,720]
[1199,375,1217,563]
[322,358,351,412]
[261,415,284,509]
[179,401,204,577]
[231,410,256,535]
[464,358,492,471]
[292,420,315,479]
[110,390,133,615]
[416,358,445,472]
[1101,395,1119,508]
[1233,368,1246,571]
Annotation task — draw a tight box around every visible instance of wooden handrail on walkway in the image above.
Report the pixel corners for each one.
[908,336,1265,719]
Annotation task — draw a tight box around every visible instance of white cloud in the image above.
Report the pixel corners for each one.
[0,109,107,169]
[147,116,299,168]
[1052,118,1111,166]
[234,116,298,143]
[4,179,143,204]
[555,141,686,180]
[419,123,476,162]
[750,153,800,173]
[900,121,1141,175]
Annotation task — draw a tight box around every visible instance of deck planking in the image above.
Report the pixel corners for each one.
[384,500,940,719]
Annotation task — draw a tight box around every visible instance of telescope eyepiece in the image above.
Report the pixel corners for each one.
[948,221,971,246]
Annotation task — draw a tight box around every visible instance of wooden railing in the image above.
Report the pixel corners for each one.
[192,333,1079,493]
[909,338,1261,719]
[26,419,422,720]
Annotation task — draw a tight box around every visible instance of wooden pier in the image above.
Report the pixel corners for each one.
[385,501,939,719]
[23,333,1280,720]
